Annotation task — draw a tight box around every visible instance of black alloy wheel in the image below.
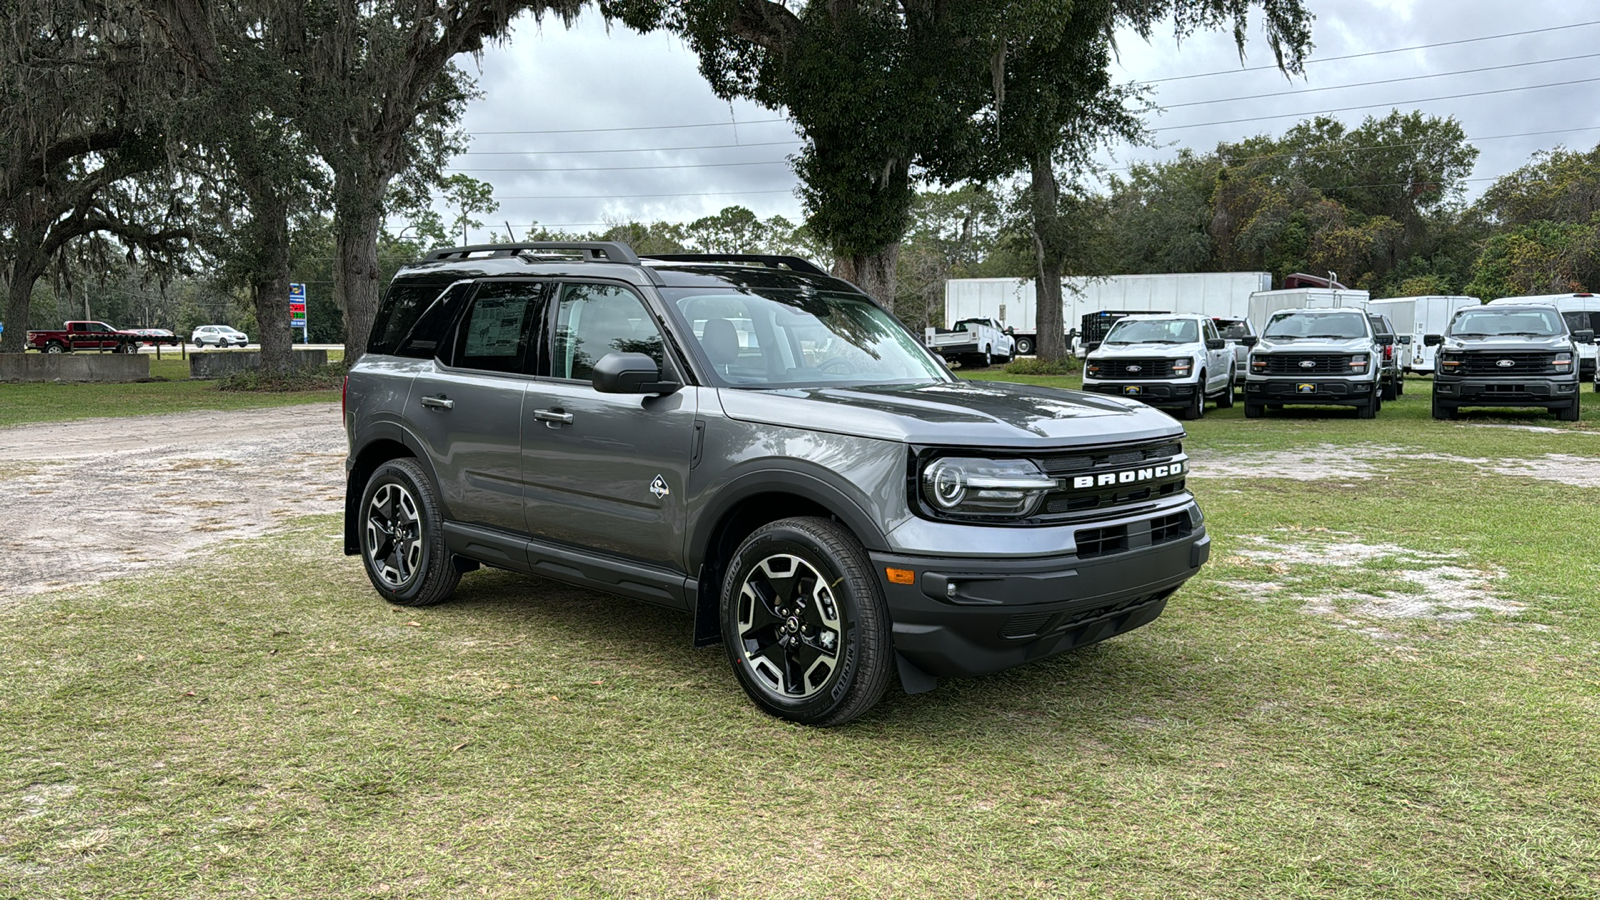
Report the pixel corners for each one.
[358,457,460,607]
[721,517,892,726]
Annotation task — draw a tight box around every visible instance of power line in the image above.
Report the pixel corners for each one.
[468,117,789,136]
[1152,75,1600,132]
[459,139,802,156]
[1160,52,1600,110]
[446,159,792,173]
[492,189,797,200]
[1141,19,1600,85]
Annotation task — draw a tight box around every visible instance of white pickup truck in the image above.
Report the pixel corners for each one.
[925,317,1015,368]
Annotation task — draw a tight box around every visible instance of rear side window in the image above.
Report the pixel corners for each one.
[368,278,456,356]
[447,281,549,374]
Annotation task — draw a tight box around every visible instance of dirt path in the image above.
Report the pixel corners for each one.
[0,404,345,602]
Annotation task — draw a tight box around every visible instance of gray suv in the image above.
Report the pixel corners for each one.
[343,242,1209,725]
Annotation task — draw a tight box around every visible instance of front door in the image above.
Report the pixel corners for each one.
[520,281,698,571]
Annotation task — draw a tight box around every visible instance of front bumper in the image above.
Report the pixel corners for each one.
[1433,376,1578,407]
[1082,380,1197,408]
[871,505,1208,679]
[1244,375,1375,406]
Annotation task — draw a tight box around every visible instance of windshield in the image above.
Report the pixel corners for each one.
[1263,311,1367,339]
[1450,308,1564,337]
[1215,320,1251,340]
[663,286,951,388]
[1102,317,1199,344]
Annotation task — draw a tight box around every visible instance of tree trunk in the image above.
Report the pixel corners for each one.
[244,181,294,375]
[0,213,51,354]
[1029,153,1067,363]
[334,172,386,363]
[833,243,901,312]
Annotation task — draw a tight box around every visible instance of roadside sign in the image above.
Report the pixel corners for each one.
[290,283,308,342]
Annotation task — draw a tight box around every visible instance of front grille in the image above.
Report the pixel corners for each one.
[1150,512,1192,544]
[1095,358,1174,380]
[999,613,1052,639]
[1459,352,1558,375]
[1260,354,1352,375]
[1035,441,1186,519]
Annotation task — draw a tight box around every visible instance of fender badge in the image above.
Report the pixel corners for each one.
[649,475,670,499]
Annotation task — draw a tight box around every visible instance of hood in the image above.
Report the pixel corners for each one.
[1255,336,1372,354]
[714,380,1185,449]
[1089,342,1196,359]
[1443,335,1573,353]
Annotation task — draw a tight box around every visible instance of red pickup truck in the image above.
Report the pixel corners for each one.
[26,321,146,353]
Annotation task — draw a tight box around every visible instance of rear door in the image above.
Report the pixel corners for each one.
[1201,317,1231,390]
[519,281,698,571]
[405,279,549,534]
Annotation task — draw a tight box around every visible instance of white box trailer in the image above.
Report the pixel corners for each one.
[944,272,1270,355]
[1368,295,1480,372]
[1246,288,1371,332]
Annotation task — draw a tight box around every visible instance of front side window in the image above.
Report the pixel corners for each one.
[1103,317,1199,344]
[1563,311,1593,333]
[552,283,665,381]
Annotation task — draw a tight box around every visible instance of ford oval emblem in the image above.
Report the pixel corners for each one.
[1299,359,1316,368]
[1496,359,1515,368]
[1126,365,1141,373]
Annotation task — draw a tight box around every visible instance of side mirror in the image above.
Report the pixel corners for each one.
[1398,335,1413,345]
[592,352,680,395]
[1241,335,1259,348]
[1005,326,1015,335]
[1376,334,1394,346]
[1423,334,1442,347]
[1575,329,1595,344]
[1205,338,1225,350]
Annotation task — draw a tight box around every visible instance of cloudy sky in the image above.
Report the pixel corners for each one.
[429,0,1600,242]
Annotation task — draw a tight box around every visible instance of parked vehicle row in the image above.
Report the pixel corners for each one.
[23,320,251,352]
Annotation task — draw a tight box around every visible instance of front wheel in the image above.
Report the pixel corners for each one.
[358,457,460,607]
[1178,378,1205,420]
[1556,400,1580,422]
[1244,402,1264,419]
[721,517,893,726]
[1431,394,1457,420]
[1014,336,1034,355]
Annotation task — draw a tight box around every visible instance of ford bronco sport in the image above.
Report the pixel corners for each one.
[343,242,1209,725]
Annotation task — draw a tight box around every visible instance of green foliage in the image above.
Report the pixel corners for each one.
[1464,221,1599,299]
[216,362,348,393]
[1003,356,1078,376]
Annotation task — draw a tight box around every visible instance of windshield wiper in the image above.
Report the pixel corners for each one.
[1301,333,1359,339]
[1496,331,1556,337]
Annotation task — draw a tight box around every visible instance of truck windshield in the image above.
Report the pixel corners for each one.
[663,286,952,388]
[1263,312,1366,339]
[1451,308,1564,337]
[1103,318,1198,344]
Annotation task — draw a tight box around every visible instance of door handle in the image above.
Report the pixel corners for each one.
[533,408,574,425]
[421,395,454,410]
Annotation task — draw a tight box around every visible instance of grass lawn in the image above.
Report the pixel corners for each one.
[0,351,343,429]
[1,375,1598,897]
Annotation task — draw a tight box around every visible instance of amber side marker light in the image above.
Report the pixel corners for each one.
[885,568,915,585]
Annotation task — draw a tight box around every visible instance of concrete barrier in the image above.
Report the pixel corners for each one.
[0,353,151,383]
[189,349,330,380]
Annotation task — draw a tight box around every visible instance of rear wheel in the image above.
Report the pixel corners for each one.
[1396,375,1405,396]
[1014,336,1034,355]
[983,346,993,368]
[1216,368,1236,408]
[43,342,65,354]
[1381,375,1398,401]
[721,517,893,726]
[359,458,460,607]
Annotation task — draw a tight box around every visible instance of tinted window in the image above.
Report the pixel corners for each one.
[1216,321,1251,340]
[368,278,456,356]
[552,283,664,381]
[448,281,547,373]
[396,282,471,359]
[1563,311,1592,333]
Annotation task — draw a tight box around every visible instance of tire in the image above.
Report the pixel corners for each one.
[1556,400,1580,422]
[1178,377,1205,420]
[1358,391,1381,419]
[1014,336,1034,355]
[983,346,993,368]
[1431,394,1457,420]
[358,457,460,607]
[1396,376,1405,397]
[1244,402,1264,419]
[721,516,893,726]
[43,342,65,354]
[1216,368,1235,408]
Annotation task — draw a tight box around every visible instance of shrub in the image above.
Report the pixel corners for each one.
[217,362,346,392]
[1003,357,1078,376]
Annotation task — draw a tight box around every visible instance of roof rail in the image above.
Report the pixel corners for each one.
[642,253,829,277]
[422,241,641,265]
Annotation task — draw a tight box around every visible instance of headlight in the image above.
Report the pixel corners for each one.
[1439,352,1464,373]
[1171,357,1193,376]
[1555,352,1573,368]
[1085,359,1102,376]
[1250,355,1267,372]
[1349,354,1369,370]
[921,457,1055,518]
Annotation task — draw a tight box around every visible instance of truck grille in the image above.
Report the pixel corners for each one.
[1259,354,1352,375]
[1459,352,1558,375]
[1097,358,1175,380]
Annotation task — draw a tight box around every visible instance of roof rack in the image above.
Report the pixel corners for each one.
[642,253,829,277]
[422,241,641,265]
